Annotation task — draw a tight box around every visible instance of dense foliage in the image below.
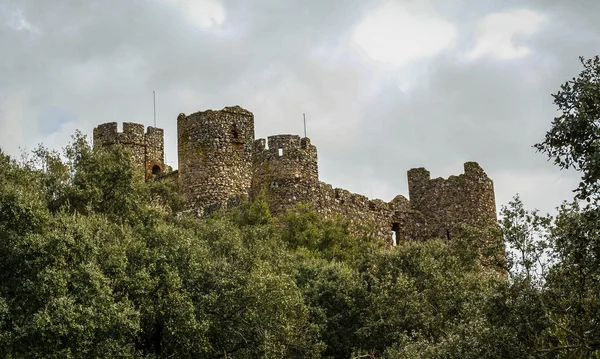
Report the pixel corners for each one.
[1,56,600,358]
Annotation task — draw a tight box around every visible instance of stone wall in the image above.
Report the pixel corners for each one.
[314,183,422,245]
[407,162,497,240]
[251,135,318,214]
[248,132,428,245]
[177,106,255,214]
[145,127,165,179]
[91,106,498,252]
[93,122,165,181]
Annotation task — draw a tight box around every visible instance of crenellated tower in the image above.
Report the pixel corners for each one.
[92,122,165,180]
[177,106,255,214]
[251,134,318,214]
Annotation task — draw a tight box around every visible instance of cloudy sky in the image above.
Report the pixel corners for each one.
[1,0,599,216]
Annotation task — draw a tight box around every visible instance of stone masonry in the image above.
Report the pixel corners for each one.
[93,122,165,181]
[177,106,255,212]
[92,105,498,246]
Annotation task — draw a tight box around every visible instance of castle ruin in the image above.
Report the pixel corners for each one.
[93,105,497,245]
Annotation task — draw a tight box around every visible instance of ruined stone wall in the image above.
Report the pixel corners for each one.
[145,127,165,179]
[249,133,422,245]
[93,122,166,181]
[248,140,494,245]
[93,122,154,180]
[314,183,421,245]
[177,106,255,214]
[407,162,497,240]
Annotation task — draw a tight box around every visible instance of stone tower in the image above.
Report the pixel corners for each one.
[407,162,497,240]
[92,122,165,180]
[251,135,318,214]
[177,106,255,213]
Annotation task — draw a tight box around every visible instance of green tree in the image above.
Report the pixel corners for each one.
[535,55,600,202]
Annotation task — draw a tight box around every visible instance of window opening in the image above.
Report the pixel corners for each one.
[278,148,283,156]
[152,165,161,175]
[392,222,400,246]
[231,124,244,150]
[446,229,451,240]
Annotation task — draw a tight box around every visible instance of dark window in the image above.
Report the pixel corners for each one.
[152,165,161,175]
[446,229,451,240]
[231,124,243,150]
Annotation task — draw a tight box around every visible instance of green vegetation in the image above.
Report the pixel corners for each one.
[1,56,600,358]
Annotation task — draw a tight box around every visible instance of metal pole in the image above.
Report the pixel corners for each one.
[303,113,306,138]
[153,91,156,127]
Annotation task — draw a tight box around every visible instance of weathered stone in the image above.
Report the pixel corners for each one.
[93,122,165,181]
[177,106,255,214]
[92,106,498,250]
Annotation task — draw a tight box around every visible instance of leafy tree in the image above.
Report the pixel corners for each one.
[500,195,553,284]
[535,55,600,202]
[280,203,384,262]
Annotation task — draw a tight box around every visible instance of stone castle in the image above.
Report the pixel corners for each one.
[93,105,497,245]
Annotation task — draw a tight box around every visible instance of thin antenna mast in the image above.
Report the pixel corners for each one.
[303,113,307,138]
[153,91,156,127]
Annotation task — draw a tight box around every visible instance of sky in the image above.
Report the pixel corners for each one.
[1,0,599,216]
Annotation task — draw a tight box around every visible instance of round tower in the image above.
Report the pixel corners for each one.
[251,134,318,214]
[177,106,255,213]
[93,122,165,181]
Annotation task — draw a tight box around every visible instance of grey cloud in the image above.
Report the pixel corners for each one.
[0,0,598,217]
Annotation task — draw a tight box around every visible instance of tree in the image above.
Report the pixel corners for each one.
[535,55,600,202]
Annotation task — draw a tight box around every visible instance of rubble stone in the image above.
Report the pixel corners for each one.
[92,106,498,248]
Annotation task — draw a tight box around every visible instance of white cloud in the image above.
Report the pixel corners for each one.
[6,9,40,34]
[352,0,458,68]
[467,9,546,60]
[160,0,225,29]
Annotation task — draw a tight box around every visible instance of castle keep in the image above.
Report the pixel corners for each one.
[93,106,497,245]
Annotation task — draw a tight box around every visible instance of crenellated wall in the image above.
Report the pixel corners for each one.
[248,132,430,245]
[93,122,165,181]
[92,106,498,250]
[251,135,319,214]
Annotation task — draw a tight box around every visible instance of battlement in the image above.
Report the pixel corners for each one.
[268,134,302,151]
[92,122,164,145]
[93,122,147,146]
[253,135,316,159]
[145,126,164,137]
[90,106,499,252]
[93,122,165,180]
[252,134,318,188]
